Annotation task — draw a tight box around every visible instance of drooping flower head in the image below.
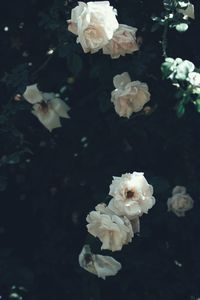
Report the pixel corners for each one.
[23,86,70,132]
[79,245,121,279]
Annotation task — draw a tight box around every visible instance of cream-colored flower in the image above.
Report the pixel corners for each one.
[177,3,195,19]
[68,1,119,53]
[103,24,139,59]
[167,192,194,217]
[79,245,121,279]
[32,95,70,132]
[111,72,150,118]
[108,172,155,220]
[23,85,70,131]
[86,207,133,251]
[23,84,43,104]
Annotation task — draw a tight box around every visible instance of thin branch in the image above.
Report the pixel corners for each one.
[162,22,168,57]
[32,54,54,78]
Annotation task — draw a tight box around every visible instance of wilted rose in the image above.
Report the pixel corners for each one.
[32,95,70,132]
[79,245,121,279]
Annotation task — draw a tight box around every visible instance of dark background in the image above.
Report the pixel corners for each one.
[0,0,200,299]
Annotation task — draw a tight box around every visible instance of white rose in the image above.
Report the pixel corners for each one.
[103,24,139,59]
[111,72,150,118]
[32,93,70,132]
[86,208,133,251]
[23,84,43,104]
[177,3,195,19]
[187,72,200,93]
[167,193,194,217]
[68,1,119,53]
[108,172,155,219]
[79,245,121,279]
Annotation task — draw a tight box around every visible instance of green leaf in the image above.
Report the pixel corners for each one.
[195,98,200,113]
[161,57,175,78]
[176,101,185,117]
[67,53,83,76]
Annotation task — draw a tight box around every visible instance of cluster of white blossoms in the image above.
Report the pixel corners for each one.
[67,1,139,58]
[79,172,155,279]
[23,84,70,132]
[111,72,151,118]
[167,186,194,217]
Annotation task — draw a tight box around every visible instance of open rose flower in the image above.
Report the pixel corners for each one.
[68,1,119,53]
[111,72,150,118]
[86,204,133,251]
[23,86,70,132]
[79,245,121,279]
[103,24,139,59]
[108,172,155,220]
[167,186,194,217]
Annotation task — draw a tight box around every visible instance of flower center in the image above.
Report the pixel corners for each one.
[126,190,134,198]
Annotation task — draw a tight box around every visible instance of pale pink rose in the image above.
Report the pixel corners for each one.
[79,245,121,279]
[111,72,150,118]
[23,84,43,104]
[68,1,119,53]
[108,172,155,220]
[32,94,70,132]
[167,191,194,217]
[103,24,139,59]
[86,208,133,251]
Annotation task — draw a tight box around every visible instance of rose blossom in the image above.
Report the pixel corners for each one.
[167,187,194,217]
[86,204,133,251]
[108,172,155,220]
[79,245,121,279]
[103,24,139,59]
[68,1,119,53]
[111,72,150,118]
[23,85,70,132]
